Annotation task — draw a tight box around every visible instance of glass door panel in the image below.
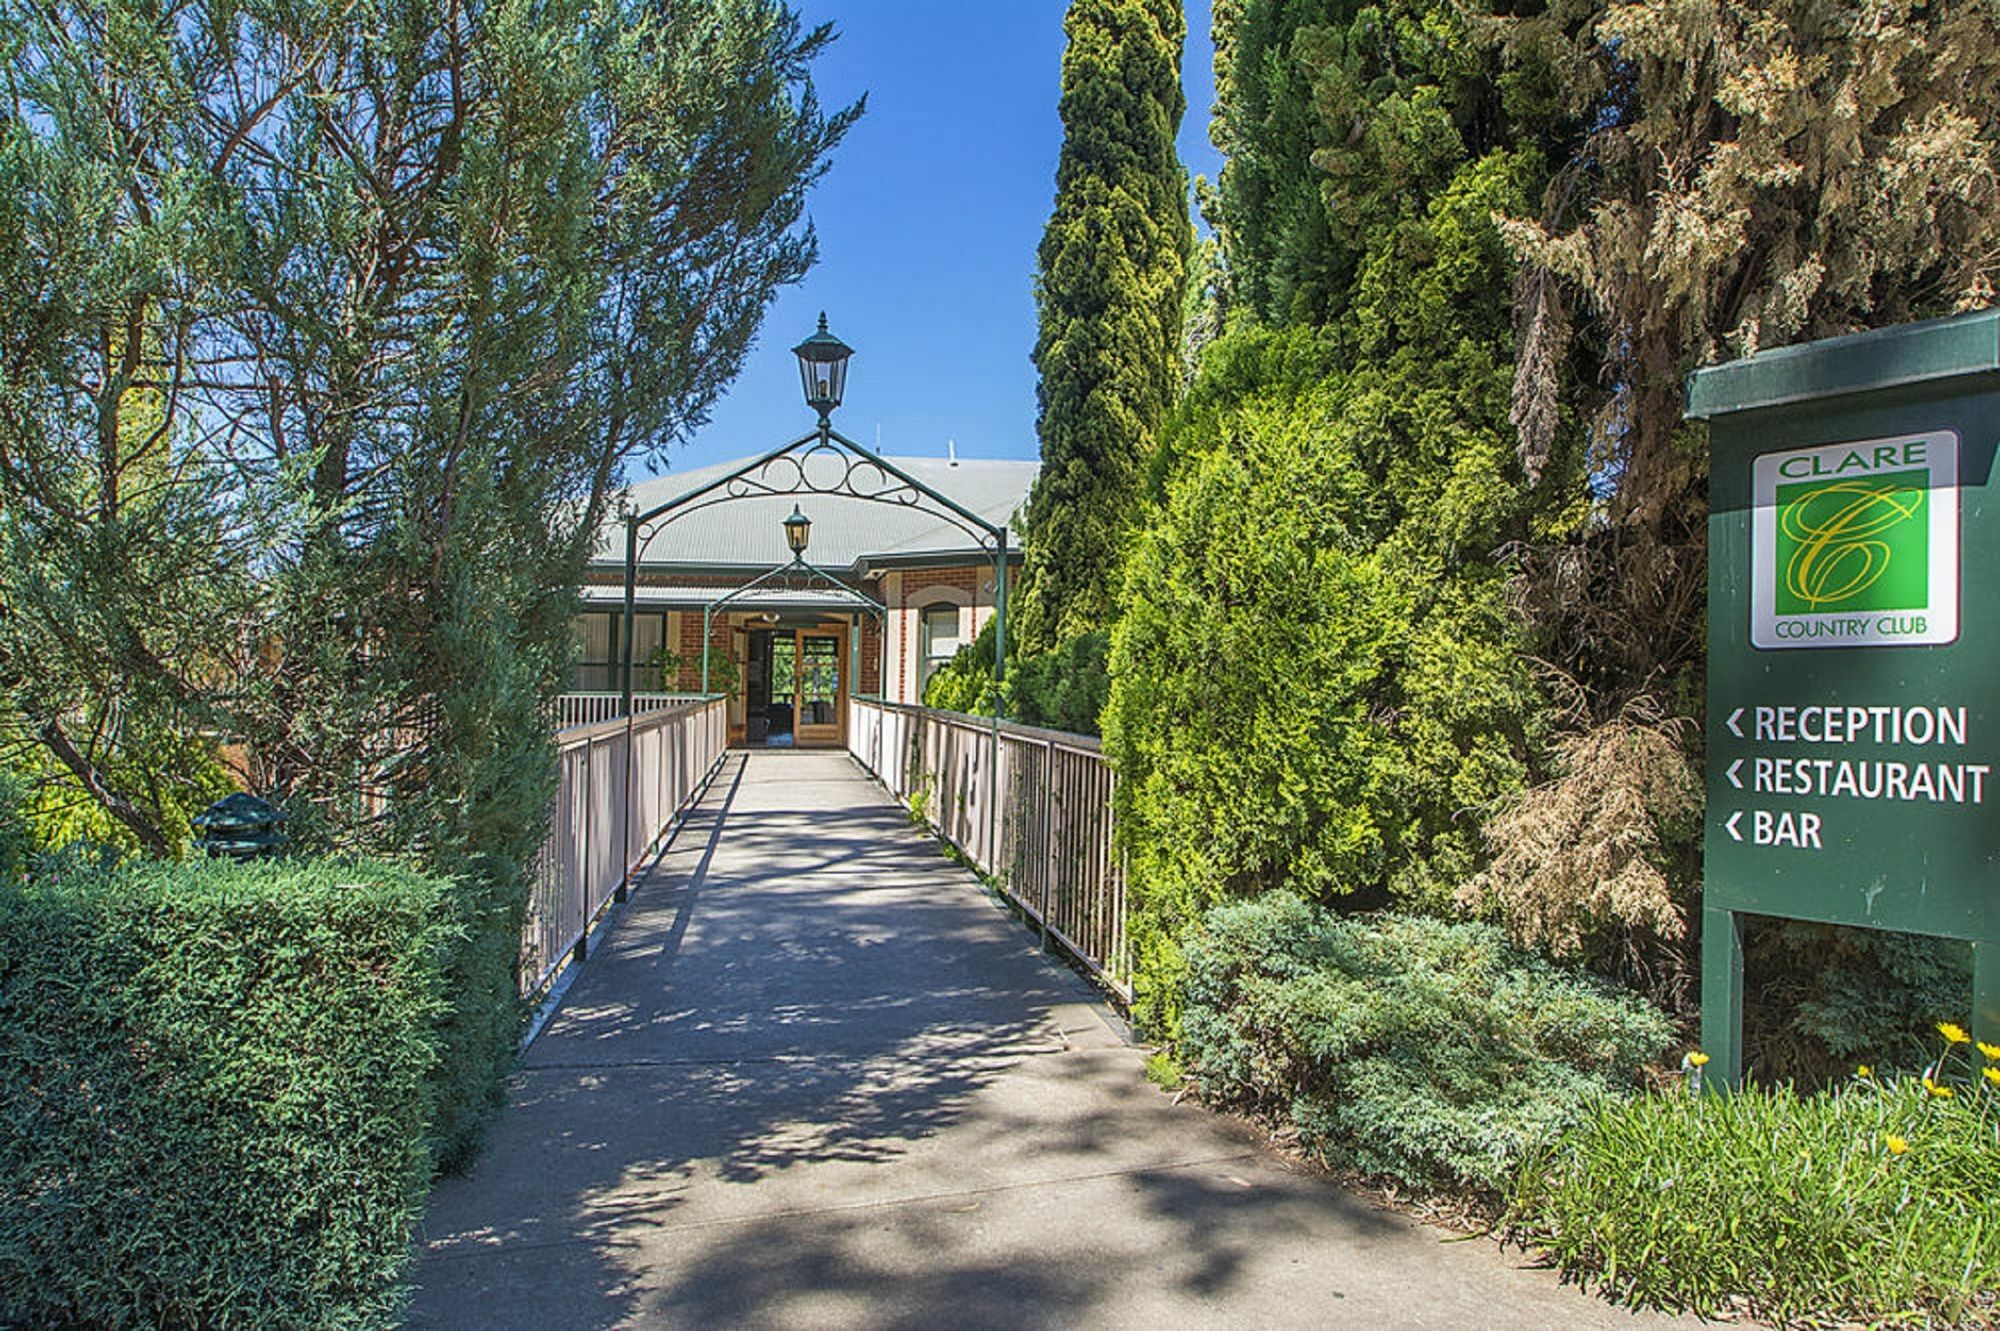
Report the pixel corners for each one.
[795,632,844,744]
[767,633,797,743]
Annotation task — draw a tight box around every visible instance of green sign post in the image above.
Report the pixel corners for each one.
[1688,310,2000,1090]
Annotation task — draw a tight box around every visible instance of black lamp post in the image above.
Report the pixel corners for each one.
[792,312,854,427]
[783,504,811,558]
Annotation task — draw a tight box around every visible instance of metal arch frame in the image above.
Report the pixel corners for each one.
[694,553,888,697]
[618,419,1011,719]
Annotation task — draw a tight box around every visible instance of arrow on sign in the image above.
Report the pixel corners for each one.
[1725,707,1746,738]
[1726,758,1744,790]
[1726,811,1744,842]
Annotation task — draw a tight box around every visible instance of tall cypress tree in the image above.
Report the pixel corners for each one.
[1105,0,1568,1034]
[1015,0,1191,655]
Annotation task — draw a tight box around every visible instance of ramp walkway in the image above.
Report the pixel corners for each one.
[411,750,1681,1329]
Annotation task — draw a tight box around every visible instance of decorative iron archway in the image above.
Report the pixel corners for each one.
[694,551,888,697]
[617,317,1011,720]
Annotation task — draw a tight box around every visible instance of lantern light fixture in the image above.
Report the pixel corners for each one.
[792,312,854,422]
[783,504,811,557]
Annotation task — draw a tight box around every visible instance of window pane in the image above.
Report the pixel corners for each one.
[800,636,840,724]
[632,614,665,666]
[574,613,614,665]
[922,605,962,659]
[771,634,797,696]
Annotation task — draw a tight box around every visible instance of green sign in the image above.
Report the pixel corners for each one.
[1688,311,2000,1089]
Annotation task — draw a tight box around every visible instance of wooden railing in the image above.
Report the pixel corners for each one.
[553,691,701,732]
[848,697,1129,1000]
[523,695,727,997]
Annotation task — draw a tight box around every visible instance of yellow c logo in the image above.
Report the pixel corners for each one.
[1780,480,1924,610]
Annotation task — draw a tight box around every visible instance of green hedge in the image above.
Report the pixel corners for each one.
[1508,1052,2000,1324]
[0,858,456,1329]
[426,857,526,1174]
[1177,893,1673,1192]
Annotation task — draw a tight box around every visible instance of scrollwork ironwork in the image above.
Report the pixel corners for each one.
[629,430,1005,558]
[704,554,889,619]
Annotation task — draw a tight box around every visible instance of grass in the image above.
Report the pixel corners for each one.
[1506,1031,2000,1326]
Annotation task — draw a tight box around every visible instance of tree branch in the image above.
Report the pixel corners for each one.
[36,717,174,857]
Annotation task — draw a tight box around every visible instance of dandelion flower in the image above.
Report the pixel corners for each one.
[1979,1041,2000,1062]
[1886,1135,1909,1155]
[1856,1064,1873,1079]
[1687,1051,1711,1068]
[1923,1076,1955,1099]
[1939,1022,1971,1045]
[1985,1066,2000,1088]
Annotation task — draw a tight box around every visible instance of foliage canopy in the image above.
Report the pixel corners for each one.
[1108,0,1561,1031]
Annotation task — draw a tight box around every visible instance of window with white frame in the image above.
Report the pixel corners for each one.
[919,603,964,697]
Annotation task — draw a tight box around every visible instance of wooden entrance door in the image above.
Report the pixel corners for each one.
[793,629,845,746]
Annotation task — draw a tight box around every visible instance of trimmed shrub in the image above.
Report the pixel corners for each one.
[426,857,527,1174]
[0,858,456,1329]
[1003,631,1110,735]
[1178,893,1673,1192]
[1508,1036,2000,1325]
[922,624,1111,736]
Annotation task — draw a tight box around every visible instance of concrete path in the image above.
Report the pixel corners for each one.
[411,751,1677,1330]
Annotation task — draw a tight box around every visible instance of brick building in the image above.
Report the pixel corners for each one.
[571,453,1034,748]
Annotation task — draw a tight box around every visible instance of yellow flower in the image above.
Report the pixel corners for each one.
[1938,1022,1971,1045]
[1923,1077,1955,1099]
[1979,1041,2000,1062]
[1886,1135,1909,1155]
[1687,1051,1711,1068]
[1985,1067,2000,1088]
[1856,1064,1873,1079]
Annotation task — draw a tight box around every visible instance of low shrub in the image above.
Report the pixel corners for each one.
[1178,892,1673,1192]
[1744,918,1973,1084]
[0,857,456,1329]
[1507,1027,2000,1325]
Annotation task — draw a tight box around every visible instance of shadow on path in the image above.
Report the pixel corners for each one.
[409,751,1690,1330]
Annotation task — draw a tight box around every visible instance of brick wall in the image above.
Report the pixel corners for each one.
[895,565,986,704]
[859,613,882,695]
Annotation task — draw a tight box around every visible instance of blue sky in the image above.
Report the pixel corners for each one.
[660,0,1222,479]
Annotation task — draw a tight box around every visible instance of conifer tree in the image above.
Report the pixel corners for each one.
[1500,0,2000,709]
[1015,0,1192,655]
[1478,0,2000,1047]
[1106,0,1564,1034]
[1,0,852,1162]
[1207,0,1351,326]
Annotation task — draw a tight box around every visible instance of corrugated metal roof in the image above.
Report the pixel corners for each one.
[594,452,1037,572]
[577,584,878,613]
